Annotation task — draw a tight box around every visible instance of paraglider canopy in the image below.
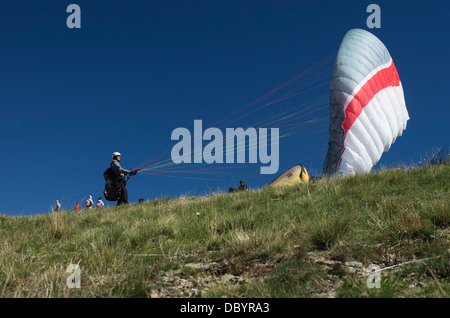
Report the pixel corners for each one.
[269,164,309,187]
[323,29,409,177]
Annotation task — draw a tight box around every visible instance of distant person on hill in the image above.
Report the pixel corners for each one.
[238,180,248,191]
[85,195,94,209]
[229,180,248,193]
[74,202,82,211]
[96,197,105,208]
[55,200,61,212]
[110,152,137,205]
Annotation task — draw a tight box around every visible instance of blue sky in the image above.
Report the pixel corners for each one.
[1,1,449,215]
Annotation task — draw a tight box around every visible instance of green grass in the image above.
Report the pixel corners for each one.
[0,164,448,298]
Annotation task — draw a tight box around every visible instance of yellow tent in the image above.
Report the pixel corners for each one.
[268,164,309,187]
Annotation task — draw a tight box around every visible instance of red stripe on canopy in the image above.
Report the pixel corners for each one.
[343,62,401,132]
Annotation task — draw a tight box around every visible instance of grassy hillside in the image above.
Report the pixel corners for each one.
[0,164,448,298]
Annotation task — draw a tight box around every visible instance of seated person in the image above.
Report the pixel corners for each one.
[229,180,248,192]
